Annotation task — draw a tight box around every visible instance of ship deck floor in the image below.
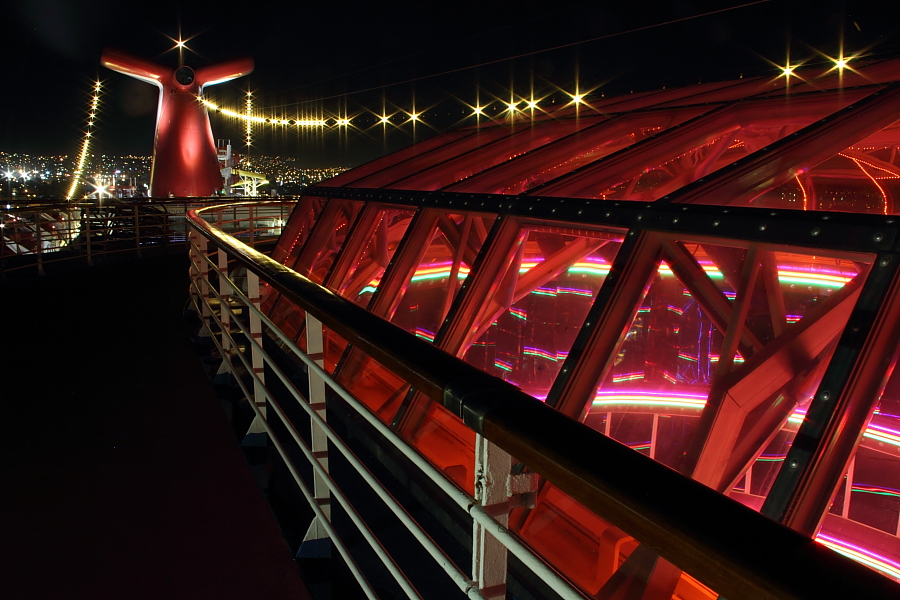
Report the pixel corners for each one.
[1,254,311,600]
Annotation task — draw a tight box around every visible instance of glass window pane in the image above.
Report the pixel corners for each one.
[815,372,900,583]
[389,212,496,344]
[334,207,416,308]
[582,241,873,492]
[461,225,625,400]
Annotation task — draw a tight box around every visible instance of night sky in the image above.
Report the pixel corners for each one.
[3,0,900,168]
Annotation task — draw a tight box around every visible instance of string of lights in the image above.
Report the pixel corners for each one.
[198,51,859,133]
[67,80,102,200]
[199,87,589,130]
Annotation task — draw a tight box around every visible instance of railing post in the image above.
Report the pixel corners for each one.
[134,207,142,258]
[298,312,332,558]
[189,230,212,338]
[473,437,512,600]
[249,204,256,248]
[85,207,93,266]
[36,222,45,276]
[243,269,268,446]
[218,247,231,355]
[213,245,233,384]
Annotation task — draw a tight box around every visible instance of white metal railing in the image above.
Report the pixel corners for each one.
[1,199,292,278]
[187,215,588,599]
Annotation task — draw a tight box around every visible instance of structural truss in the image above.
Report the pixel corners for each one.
[266,58,900,595]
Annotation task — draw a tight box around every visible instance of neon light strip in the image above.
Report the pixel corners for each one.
[524,347,558,361]
[708,354,745,364]
[568,263,611,276]
[557,287,594,297]
[509,307,527,320]
[778,270,852,288]
[817,534,900,581]
[756,454,786,462]
[592,391,707,410]
[519,260,542,274]
[787,407,900,448]
[863,423,900,447]
[612,372,645,383]
[410,263,471,283]
[851,484,900,498]
[494,360,513,372]
[413,328,435,342]
[483,253,857,293]
[532,287,558,297]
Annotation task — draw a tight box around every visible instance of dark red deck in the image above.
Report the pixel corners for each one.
[0,255,311,600]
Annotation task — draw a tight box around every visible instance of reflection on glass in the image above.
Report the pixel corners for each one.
[512,483,718,598]
[815,371,900,582]
[461,227,624,400]
[337,207,416,308]
[390,213,495,343]
[584,243,871,483]
[745,122,900,214]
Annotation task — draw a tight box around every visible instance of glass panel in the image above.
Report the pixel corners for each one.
[334,207,416,308]
[263,196,325,316]
[511,483,719,599]
[269,196,324,267]
[594,113,818,201]
[750,123,900,213]
[389,212,496,344]
[512,111,705,195]
[321,325,348,375]
[587,259,725,470]
[298,199,363,285]
[337,351,410,421]
[267,199,362,342]
[815,371,900,582]
[446,108,707,196]
[392,116,607,191]
[540,95,858,201]
[582,241,873,495]
[461,226,625,400]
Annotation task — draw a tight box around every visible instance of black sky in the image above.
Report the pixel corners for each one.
[3,0,900,167]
